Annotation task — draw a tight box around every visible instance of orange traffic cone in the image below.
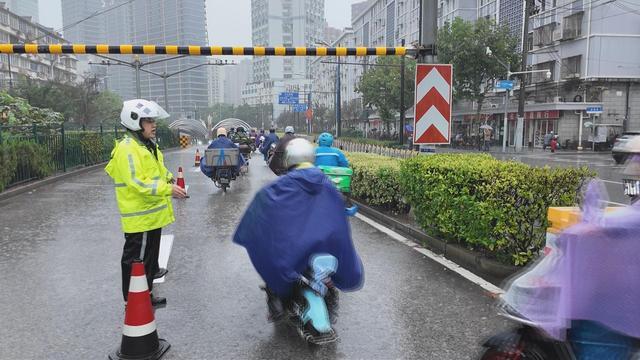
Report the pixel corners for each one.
[176,167,185,189]
[109,261,170,360]
[194,149,201,167]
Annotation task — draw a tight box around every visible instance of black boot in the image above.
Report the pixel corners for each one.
[261,286,284,322]
[150,294,167,308]
[153,268,168,279]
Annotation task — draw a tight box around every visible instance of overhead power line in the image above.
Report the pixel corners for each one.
[29,0,136,43]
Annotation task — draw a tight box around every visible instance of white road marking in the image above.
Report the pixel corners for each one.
[354,213,504,296]
[605,200,629,207]
[600,179,623,185]
[153,234,174,284]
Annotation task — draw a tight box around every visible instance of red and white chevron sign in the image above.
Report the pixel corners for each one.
[413,64,452,144]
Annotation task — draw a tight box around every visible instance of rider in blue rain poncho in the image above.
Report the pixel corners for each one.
[200,127,245,178]
[315,132,349,167]
[233,138,364,310]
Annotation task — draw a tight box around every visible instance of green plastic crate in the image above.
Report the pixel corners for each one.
[318,165,352,193]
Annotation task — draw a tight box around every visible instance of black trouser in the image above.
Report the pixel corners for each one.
[121,228,162,301]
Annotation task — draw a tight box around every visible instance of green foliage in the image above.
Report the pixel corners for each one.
[437,18,520,113]
[0,141,53,191]
[0,143,17,191]
[347,152,408,214]
[203,103,273,129]
[9,76,122,126]
[79,132,105,165]
[356,57,416,134]
[90,91,123,125]
[13,141,53,179]
[399,154,594,265]
[0,91,64,131]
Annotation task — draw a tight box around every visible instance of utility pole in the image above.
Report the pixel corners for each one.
[418,0,438,64]
[7,54,12,90]
[335,57,342,137]
[163,74,169,111]
[134,55,141,98]
[516,0,533,152]
[400,39,406,146]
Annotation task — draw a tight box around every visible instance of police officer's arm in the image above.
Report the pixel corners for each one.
[118,148,172,196]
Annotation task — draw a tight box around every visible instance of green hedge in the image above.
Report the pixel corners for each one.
[348,153,408,214]
[346,152,594,265]
[0,143,17,192]
[399,154,594,265]
[0,141,53,191]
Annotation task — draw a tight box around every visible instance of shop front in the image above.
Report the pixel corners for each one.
[506,110,560,148]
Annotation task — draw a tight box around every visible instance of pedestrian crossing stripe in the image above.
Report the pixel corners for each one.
[0,44,408,57]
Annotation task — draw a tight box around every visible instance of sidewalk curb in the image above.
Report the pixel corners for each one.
[0,147,182,202]
[0,162,107,202]
[352,199,519,286]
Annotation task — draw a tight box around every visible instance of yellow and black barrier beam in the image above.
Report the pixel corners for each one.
[0,44,410,56]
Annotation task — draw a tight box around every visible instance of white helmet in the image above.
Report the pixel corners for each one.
[120,99,170,131]
[283,138,315,170]
[285,126,295,134]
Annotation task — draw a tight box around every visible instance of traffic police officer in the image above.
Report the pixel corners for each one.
[105,99,187,307]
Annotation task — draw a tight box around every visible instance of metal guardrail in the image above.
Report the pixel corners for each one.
[0,124,180,190]
[334,139,419,159]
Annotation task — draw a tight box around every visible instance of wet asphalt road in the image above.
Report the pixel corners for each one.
[0,148,509,360]
[493,151,629,205]
[440,148,629,205]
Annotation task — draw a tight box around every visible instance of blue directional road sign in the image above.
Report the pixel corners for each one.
[586,106,603,114]
[279,92,299,105]
[496,80,514,90]
[292,104,308,112]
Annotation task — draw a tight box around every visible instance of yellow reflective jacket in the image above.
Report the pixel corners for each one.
[105,133,175,233]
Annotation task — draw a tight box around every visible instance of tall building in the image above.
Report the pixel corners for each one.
[61,0,103,44]
[5,0,38,23]
[311,0,421,127]
[61,0,106,82]
[224,59,251,106]
[323,23,342,44]
[245,0,325,121]
[499,0,525,44]
[208,65,224,105]
[0,4,77,88]
[98,0,209,118]
[437,0,477,27]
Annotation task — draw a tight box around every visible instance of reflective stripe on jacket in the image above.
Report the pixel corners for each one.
[105,133,175,233]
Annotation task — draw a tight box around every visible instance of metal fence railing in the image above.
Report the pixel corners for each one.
[334,139,419,159]
[0,124,181,191]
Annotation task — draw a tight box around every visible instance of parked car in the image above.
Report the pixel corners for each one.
[612,132,640,164]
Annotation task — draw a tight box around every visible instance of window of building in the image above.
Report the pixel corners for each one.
[561,55,581,79]
[562,12,583,40]
[533,22,555,47]
[532,60,555,83]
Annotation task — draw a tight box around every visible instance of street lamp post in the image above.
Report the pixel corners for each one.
[90,57,234,113]
[134,55,141,98]
[487,47,551,153]
[399,39,406,146]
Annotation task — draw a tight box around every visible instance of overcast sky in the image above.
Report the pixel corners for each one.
[38,0,363,45]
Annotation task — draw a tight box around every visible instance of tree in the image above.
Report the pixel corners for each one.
[90,91,123,125]
[0,91,64,134]
[342,98,362,129]
[10,74,122,126]
[356,56,416,135]
[437,18,520,124]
